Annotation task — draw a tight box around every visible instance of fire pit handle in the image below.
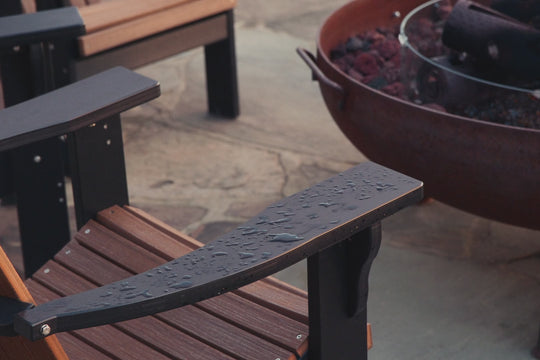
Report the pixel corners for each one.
[297,47,346,108]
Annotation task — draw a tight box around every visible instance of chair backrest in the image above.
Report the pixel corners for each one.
[0,245,68,360]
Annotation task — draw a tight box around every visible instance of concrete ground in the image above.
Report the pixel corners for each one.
[1,0,540,358]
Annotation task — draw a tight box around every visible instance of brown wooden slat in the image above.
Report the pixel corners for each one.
[159,306,296,360]
[237,280,309,324]
[78,0,236,56]
[0,246,68,360]
[125,205,204,249]
[198,292,308,353]
[79,0,195,33]
[74,220,164,273]
[54,242,132,285]
[21,0,36,13]
[56,334,114,360]
[119,317,235,360]
[74,14,228,79]
[96,205,192,260]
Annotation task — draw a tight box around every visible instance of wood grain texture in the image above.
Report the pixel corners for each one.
[79,0,195,33]
[78,0,236,55]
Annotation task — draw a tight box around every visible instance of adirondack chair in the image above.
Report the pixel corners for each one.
[0,0,238,276]
[0,65,423,359]
[8,0,239,118]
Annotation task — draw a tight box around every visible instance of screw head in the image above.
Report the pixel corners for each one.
[392,10,401,18]
[33,155,42,163]
[296,334,303,340]
[40,324,51,336]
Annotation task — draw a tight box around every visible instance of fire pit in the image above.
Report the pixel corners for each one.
[299,0,540,230]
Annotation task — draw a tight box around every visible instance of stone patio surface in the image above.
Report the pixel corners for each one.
[1,1,539,359]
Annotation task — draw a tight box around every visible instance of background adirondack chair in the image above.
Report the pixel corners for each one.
[0,65,423,359]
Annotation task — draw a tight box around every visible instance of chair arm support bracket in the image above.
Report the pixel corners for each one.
[347,223,382,318]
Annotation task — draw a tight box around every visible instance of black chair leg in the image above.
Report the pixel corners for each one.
[204,10,239,118]
[12,138,70,277]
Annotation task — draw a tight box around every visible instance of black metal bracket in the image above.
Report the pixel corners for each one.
[0,297,33,337]
[347,222,381,318]
[307,223,382,360]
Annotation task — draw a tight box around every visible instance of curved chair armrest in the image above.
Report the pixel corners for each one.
[13,162,423,341]
[0,7,85,48]
[0,66,160,152]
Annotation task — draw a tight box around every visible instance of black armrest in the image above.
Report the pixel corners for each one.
[13,162,422,341]
[0,66,160,152]
[0,7,85,48]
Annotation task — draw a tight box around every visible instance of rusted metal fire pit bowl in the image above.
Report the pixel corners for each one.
[299,0,540,230]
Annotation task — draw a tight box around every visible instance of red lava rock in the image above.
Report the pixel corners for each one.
[381,64,400,83]
[373,38,400,59]
[415,17,436,38]
[354,52,380,75]
[388,53,401,67]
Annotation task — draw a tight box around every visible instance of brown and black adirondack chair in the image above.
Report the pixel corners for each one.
[9,0,239,118]
[0,63,424,360]
[0,5,426,359]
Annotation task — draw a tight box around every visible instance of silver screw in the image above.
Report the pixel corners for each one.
[103,124,108,130]
[40,324,51,336]
[392,10,401,18]
[59,197,65,203]
[106,139,112,146]
[296,334,303,340]
[487,42,499,60]
[43,268,50,274]
[33,155,42,163]
[84,229,91,234]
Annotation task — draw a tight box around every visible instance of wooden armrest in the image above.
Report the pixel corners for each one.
[0,66,160,152]
[12,162,422,341]
[0,7,85,48]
